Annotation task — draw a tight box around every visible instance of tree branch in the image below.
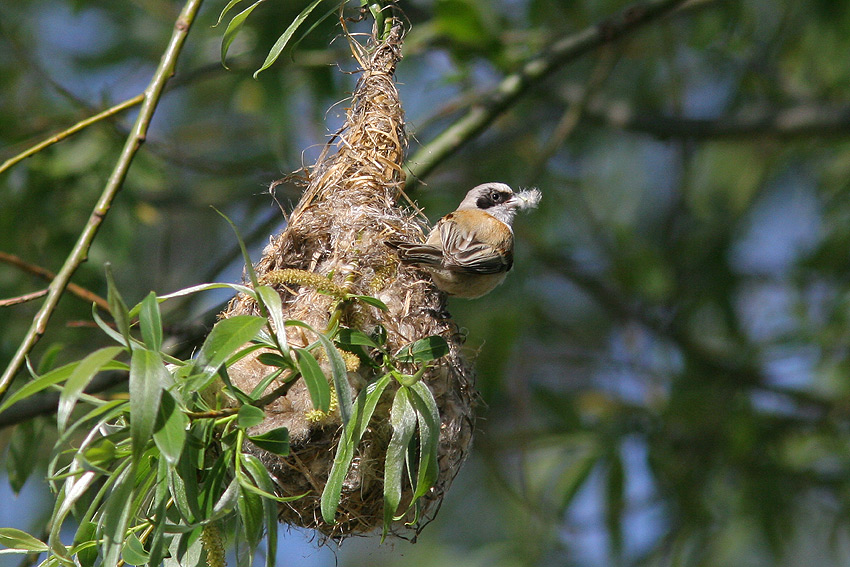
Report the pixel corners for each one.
[404,0,693,187]
[0,0,205,400]
[0,251,109,311]
[584,101,850,140]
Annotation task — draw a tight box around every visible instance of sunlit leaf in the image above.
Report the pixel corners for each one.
[139,290,163,351]
[153,391,188,465]
[105,263,131,347]
[58,345,124,432]
[0,361,77,414]
[101,464,136,567]
[238,403,266,430]
[294,347,330,412]
[253,0,325,79]
[191,315,267,381]
[256,285,288,352]
[408,382,440,503]
[221,0,265,69]
[320,373,392,524]
[336,328,380,348]
[383,386,416,539]
[351,294,389,311]
[121,533,150,566]
[237,475,264,550]
[129,348,167,460]
[214,0,245,27]
[395,335,449,364]
[241,454,279,567]
[0,528,49,552]
[247,426,290,455]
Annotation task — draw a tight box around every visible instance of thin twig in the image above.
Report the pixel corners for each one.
[403,0,693,187]
[0,251,110,311]
[0,290,48,308]
[0,94,144,176]
[0,0,205,400]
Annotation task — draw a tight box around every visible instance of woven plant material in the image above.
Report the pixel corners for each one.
[220,20,476,539]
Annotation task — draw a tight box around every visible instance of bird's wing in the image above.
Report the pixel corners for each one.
[386,240,444,267]
[439,212,513,275]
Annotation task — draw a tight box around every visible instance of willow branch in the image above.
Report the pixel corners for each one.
[0,0,205,400]
[0,95,145,176]
[403,0,693,187]
[0,251,109,311]
[584,102,850,139]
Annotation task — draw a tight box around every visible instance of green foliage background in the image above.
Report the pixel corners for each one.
[4,0,850,565]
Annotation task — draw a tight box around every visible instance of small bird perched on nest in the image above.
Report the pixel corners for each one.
[387,182,541,298]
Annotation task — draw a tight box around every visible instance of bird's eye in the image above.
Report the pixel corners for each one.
[491,192,503,202]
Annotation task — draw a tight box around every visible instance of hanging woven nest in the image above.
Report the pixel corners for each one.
[220,19,476,540]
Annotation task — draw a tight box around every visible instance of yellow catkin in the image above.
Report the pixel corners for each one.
[304,385,339,423]
[369,262,395,293]
[201,523,226,567]
[261,269,347,300]
[339,349,361,372]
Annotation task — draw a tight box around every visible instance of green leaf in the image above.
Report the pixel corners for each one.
[128,283,257,318]
[238,404,266,429]
[241,454,279,567]
[192,315,267,381]
[153,391,188,465]
[82,438,116,469]
[320,374,392,524]
[256,352,291,368]
[383,387,417,539]
[221,0,265,69]
[214,0,245,27]
[0,528,49,552]
[294,348,330,413]
[212,478,240,520]
[171,451,201,523]
[105,263,131,347]
[73,522,98,567]
[314,332,352,426]
[130,348,167,460]
[92,303,134,347]
[256,285,288,352]
[0,360,78,414]
[408,381,441,503]
[248,427,290,455]
[37,342,64,374]
[6,420,44,493]
[237,475,264,550]
[253,0,325,78]
[395,335,450,364]
[121,533,150,565]
[351,294,389,311]
[214,208,261,291]
[101,464,137,567]
[58,345,124,432]
[247,367,284,399]
[139,290,163,351]
[336,328,380,348]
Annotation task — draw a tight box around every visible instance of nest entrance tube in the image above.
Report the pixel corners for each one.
[221,21,476,539]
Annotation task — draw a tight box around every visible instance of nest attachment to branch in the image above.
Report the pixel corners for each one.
[221,21,476,540]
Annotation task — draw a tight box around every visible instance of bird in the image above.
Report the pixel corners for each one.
[387,182,541,299]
